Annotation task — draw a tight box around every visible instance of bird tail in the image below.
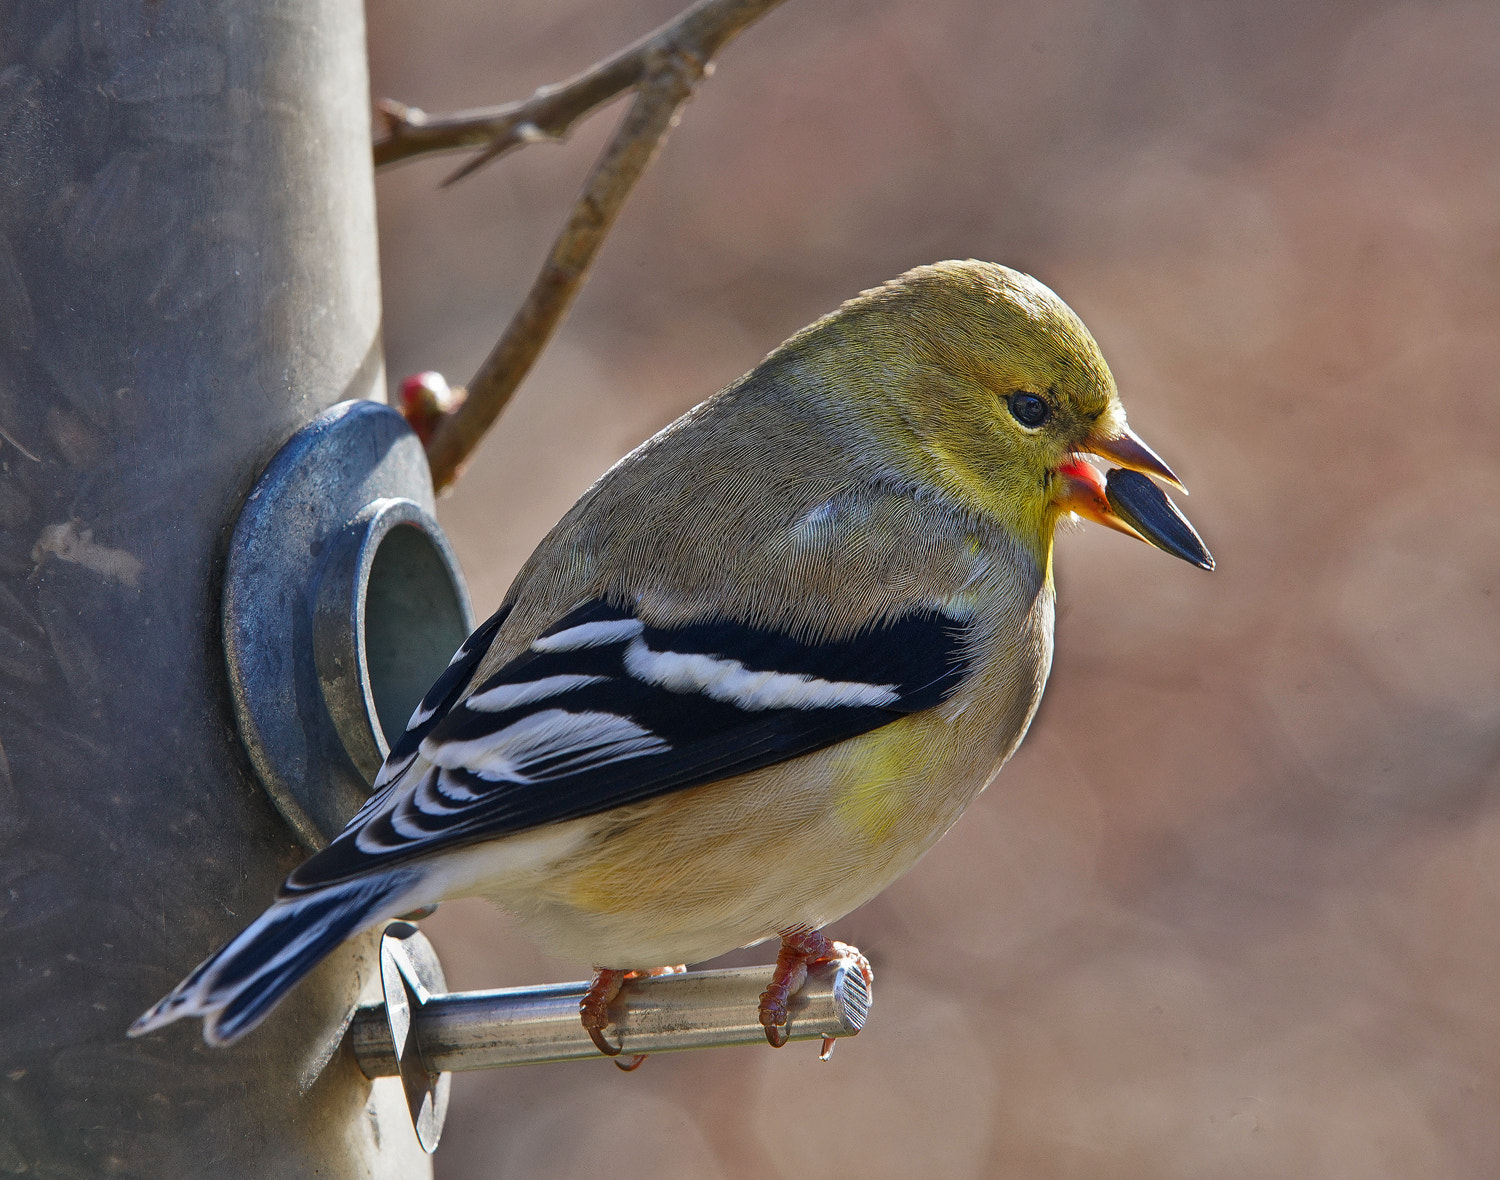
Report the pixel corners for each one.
[129,869,423,1046]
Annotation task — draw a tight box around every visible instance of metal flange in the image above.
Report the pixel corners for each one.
[369,922,451,1154]
[222,400,474,847]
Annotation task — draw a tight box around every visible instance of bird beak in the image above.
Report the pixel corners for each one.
[1055,427,1214,571]
[1083,425,1186,493]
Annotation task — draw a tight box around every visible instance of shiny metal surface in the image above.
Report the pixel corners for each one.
[373,924,452,1153]
[350,949,871,1076]
[314,494,475,781]
[223,399,473,847]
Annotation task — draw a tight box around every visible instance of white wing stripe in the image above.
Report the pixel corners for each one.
[465,674,608,713]
[405,699,439,729]
[446,637,476,666]
[435,768,481,802]
[532,618,643,652]
[421,708,668,783]
[390,794,432,839]
[622,638,900,710]
[368,749,417,795]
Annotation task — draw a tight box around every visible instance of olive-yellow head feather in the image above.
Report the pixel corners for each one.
[770,259,1205,571]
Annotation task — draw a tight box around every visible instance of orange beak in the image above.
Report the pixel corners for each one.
[1055,426,1214,570]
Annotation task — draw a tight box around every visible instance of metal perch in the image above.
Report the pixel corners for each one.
[347,923,872,1151]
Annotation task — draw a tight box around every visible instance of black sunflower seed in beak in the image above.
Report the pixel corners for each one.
[1104,468,1215,571]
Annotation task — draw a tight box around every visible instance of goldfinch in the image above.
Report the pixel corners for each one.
[131,260,1212,1052]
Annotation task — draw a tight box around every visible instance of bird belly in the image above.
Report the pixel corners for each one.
[483,707,1015,969]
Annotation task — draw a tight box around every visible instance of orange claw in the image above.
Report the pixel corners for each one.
[580,968,628,1057]
[581,965,684,1060]
[758,929,871,1050]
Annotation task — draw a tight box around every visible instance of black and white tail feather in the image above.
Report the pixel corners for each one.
[131,596,969,1045]
[129,871,424,1045]
[126,610,510,1045]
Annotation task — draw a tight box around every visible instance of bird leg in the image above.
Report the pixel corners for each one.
[580,968,629,1056]
[580,964,686,1066]
[758,928,873,1048]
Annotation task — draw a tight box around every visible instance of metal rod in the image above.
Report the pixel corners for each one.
[350,958,871,1076]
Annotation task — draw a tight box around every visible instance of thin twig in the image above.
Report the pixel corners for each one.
[374,0,785,180]
[418,0,789,492]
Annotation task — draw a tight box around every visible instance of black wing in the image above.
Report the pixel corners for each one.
[287,598,969,891]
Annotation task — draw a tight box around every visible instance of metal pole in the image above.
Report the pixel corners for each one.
[0,1,428,1174]
[350,952,871,1076]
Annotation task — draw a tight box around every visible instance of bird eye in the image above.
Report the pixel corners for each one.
[1008,392,1049,428]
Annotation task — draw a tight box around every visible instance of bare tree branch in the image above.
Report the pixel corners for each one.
[414,0,789,492]
[374,0,786,180]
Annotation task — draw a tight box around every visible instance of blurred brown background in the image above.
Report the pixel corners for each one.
[367,1,1500,1176]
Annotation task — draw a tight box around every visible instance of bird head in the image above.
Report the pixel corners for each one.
[805,260,1212,573]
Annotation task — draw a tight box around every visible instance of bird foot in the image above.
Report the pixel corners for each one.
[580,964,686,1061]
[758,928,873,1048]
[580,968,629,1056]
